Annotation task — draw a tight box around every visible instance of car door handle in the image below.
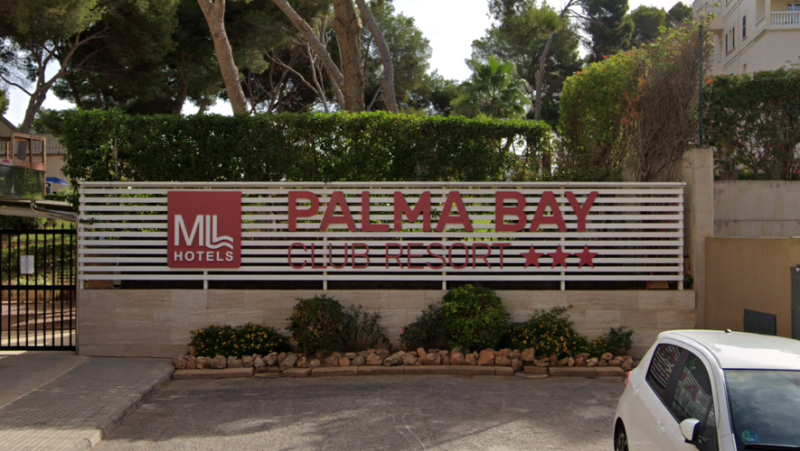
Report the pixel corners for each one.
[657,421,666,434]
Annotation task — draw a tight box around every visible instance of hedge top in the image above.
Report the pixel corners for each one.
[60,110,552,184]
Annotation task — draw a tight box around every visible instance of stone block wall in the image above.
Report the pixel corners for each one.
[78,289,695,359]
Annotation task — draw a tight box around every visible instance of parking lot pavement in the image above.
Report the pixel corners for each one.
[96,375,624,451]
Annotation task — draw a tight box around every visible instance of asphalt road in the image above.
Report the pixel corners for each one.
[96,375,624,451]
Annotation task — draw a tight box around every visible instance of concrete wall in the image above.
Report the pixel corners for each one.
[683,148,715,328]
[705,238,798,337]
[78,289,696,359]
[715,181,800,238]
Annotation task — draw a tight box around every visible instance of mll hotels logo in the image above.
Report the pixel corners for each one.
[167,192,242,268]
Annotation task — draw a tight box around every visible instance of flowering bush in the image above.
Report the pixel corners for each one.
[587,326,634,357]
[441,285,509,350]
[190,323,290,358]
[507,306,588,358]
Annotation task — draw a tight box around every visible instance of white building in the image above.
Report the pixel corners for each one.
[694,0,800,75]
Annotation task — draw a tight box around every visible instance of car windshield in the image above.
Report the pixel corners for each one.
[725,370,800,450]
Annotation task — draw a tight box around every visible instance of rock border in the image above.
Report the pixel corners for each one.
[173,347,635,380]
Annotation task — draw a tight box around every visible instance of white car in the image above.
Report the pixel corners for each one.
[613,330,800,451]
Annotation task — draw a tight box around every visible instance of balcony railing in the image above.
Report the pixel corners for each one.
[711,52,723,65]
[772,11,800,28]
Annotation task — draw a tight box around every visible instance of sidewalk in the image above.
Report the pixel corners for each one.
[0,352,173,451]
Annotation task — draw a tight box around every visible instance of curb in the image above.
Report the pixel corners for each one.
[79,366,175,451]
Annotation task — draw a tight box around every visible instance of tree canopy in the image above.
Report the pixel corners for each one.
[451,55,531,119]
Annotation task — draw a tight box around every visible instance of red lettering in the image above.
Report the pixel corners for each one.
[394,191,431,232]
[406,243,425,270]
[495,191,527,232]
[492,243,510,268]
[472,243,492,269]
[351,243,369,269]
[320,191,357,232]
[529,191,567,232]
[310,243,327,269]
[288,243,308,269]
[426,243,445,269]
[288,191,319,232]
[361,191,388,232]
[448,243,469,269]
[566,191,598,232]
[385,243,404,268]
[435,191,474,232]
[329,243,348,269]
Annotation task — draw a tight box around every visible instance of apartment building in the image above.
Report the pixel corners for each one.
[693,0,800,75]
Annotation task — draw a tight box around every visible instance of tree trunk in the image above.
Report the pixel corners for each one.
[173,77,189,115]
[354,0,398,113]
[270,0,346,110]
[332,0,366,112]
[20,91,48,134]
[534,32,555,174]
[197,0,249,115]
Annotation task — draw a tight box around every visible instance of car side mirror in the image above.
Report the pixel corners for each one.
[680,418,701,444]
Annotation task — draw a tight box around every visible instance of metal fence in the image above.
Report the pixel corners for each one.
[1,227,76,350]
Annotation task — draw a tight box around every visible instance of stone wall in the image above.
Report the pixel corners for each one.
[78,289,695,359]
[715,180,800,238]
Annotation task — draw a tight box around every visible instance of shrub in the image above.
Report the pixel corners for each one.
[190,323,290,358]
[587,326,634,357]
[441,285,509,350]
[338,304,390,352]
[507,306,588,358]
[286,295,345,355]
[400,303,448,351]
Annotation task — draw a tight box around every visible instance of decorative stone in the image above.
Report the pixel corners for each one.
[478,349,496,366]
[534,358,550,367]
[242,355,254,368]
[401,354,418,366]
[586,358,599,367]
[345,353,358,360]
[567,357,575,367]
[511,358,523,372]
[253,357,267,373]
[384,351,405,367]
[277,352,287,364]
[521,349,536,363]
[280,353,298,371]
[450,352,465,365]
[211,355,227,369]
[174,356,187,370]
[188,346,196,357]
[416,347,426,358]
[558,357,570,367]
[601,352,614,361]
[309,359,321,368]
[438,350,449,357]
[324,355,339,367]
[351,356,366,366]
[574,356,585,367]
[265,354,278,367]
[495,356,512,367]
[358,351,369,358]
[498,349,511,357]
[576,353,591,360]
[598,359,608,367]
[296,357,309,368]
[509,349,521,360]
[621,360,633,371]
[465,353,477,365]
[186,356,197,370]
[338,357,351,367]
[228,357,244,369]
[196,357,210,369]
[549,354,558,365]
[366,353,384,366]
[608,359,623,367]
[420,353,438,365]
[376,349,390,359]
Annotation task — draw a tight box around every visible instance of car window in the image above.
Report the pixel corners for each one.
[670,353,718,450]
[646,344,685,404]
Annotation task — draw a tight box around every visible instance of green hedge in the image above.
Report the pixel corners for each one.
[60,110,552,184]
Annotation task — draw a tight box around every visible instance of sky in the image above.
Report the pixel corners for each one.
[3,0,686,126]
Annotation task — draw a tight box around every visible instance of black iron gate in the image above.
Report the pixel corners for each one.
[1,227,76,350]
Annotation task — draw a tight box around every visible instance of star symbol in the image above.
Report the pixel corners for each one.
[577,245,599,268]
[549,246,571,268]
[520,246,544,268]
